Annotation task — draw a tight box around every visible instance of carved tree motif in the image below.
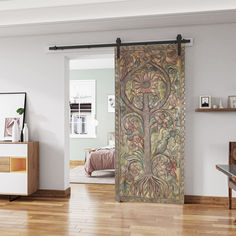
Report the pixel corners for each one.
[116,45,185,203]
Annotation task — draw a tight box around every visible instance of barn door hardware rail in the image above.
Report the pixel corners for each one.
[49,34,190,58]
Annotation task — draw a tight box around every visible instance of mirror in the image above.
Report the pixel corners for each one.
[0,93,26,141]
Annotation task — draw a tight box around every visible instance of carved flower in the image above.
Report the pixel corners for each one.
[133,71,159,95]
[120,50,137,81]
[130,165,139,176]
[154,113,169,130]
[126,120,138,133]
[165,161,177,177]
[165,47,178,65]
[129,135,144,151]
[168,95,177,108]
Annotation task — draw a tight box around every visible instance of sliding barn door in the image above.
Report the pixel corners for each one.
[115,44,185,203]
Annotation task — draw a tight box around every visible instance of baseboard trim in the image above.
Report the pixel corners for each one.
[31,188,234,204]
[185,195,236,206]
[31,187,71,198]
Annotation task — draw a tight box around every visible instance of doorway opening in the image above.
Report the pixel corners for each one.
[69,54,115,185]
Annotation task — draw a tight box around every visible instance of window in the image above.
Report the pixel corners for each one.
[70,80,97,138]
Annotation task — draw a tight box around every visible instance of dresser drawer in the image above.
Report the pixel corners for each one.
[0,165,9,172]
[0,173,27,195]
[0,157,10,165]
[0,144,27,157]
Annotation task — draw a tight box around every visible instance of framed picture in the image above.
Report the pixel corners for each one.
[108,95,115,112]
[0,92,26,141]
[4,118,20,138]
[199,95,211,108]
[228,96,236,108]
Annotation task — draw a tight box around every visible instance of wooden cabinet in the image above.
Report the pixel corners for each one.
[0,142,38,196]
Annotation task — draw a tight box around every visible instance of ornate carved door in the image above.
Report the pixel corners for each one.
[115,44,185,203]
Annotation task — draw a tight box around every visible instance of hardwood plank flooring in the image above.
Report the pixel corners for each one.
[0,184,235,236]
[70,160,85,169]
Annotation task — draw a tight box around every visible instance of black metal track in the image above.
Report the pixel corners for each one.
[49,36,190,50]
[49,34,190,57]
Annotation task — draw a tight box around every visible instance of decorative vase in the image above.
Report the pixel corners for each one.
[12,120,19,142]
[219,98,224,108]
[233,100,236,108]
[23,123,29,142]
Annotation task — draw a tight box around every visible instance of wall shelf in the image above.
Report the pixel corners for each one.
[195,108,236,112]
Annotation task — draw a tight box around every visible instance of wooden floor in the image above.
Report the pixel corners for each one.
[70,160,84,169]
[0,184,236,236]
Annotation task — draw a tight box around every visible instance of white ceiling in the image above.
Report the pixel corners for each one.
[1,0,236,26]
[0,0,236,13]
[1,0,236,36]
[0,0,125,11]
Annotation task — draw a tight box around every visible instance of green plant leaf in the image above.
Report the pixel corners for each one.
[16,108,24,115]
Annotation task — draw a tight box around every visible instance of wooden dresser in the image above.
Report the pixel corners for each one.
[0,142,39,196]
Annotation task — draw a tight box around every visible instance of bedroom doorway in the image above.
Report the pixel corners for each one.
[69,54,115,185]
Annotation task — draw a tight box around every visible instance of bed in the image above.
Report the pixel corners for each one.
[84,148,115,176]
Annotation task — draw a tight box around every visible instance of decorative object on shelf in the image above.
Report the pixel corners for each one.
[12,120,20,142]
[213,105,218,109]
[219,97,224,108]
[17,107,25,142]
[0,93,26,141]
[228,96,236,108]
[199,95,211,108]
[108,95,115,112]
[23,123,29,142]
[4,118,20,140]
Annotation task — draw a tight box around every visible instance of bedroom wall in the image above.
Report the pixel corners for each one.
[70,69,115,161]
[0,22,235,196]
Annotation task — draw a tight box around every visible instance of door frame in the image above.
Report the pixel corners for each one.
[64,48,115,188]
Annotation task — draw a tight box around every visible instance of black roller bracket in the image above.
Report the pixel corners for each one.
[116,38,121,59]
[51,46,58,50]
[177,34,182,56]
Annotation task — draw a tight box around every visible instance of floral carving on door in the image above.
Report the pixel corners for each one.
[115,45,185,203]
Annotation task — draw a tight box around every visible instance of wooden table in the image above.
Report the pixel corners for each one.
[216,164,236,209]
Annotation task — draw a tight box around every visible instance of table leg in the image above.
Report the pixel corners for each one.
[229,187,232,209]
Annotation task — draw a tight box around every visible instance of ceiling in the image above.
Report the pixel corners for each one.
[0,0,125,11]
[0,0,236,13]
[1,0,236,36]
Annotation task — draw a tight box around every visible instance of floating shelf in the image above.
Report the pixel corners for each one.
[195,108,236,112]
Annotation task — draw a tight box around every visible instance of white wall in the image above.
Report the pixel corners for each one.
[0,22,235,196]
[0,36,68,190]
